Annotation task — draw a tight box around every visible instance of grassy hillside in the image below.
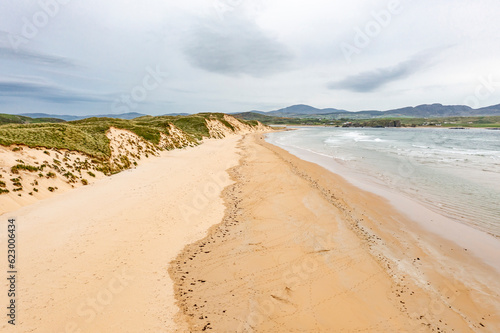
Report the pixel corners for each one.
[0,113,65,125]
[414,116,500,127]
[233,112,293,124]
[235,112,500,128]
[0,113,260,159]
[362,116,500,127]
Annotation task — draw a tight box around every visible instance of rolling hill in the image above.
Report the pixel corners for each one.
[247,103,500,119]
[18,112,147,121]
[0,113,65,125]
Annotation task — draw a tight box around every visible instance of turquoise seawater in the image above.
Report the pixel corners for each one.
[266,127,500,237]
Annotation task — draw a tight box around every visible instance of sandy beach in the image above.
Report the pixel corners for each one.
[1,133,499,332]
[3,0,499,331]
[0,136,242,332]
[171,134,500,332]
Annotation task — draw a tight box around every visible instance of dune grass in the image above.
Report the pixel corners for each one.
[0,113,254,158]
[0,113,65,125]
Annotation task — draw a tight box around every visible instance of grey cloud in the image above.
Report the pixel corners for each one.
[328,55,429,92]
[0,80,107,104]
[183,17,292,77]
[0,44,75,68]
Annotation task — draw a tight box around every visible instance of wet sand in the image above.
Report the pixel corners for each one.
[1,132,498,332]
[170,134,500,332]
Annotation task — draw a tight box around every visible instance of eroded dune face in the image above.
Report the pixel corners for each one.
[0,145,106,214]
[0,116,269,214]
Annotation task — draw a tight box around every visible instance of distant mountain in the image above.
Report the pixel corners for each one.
[478,104,500,114]
[248,103,500,119]
[160,113,190,116]
[232,112,286,122]
[254,104,347,117]
[18,112,147,121]
[17,113,80,121]
[384,104,474,117]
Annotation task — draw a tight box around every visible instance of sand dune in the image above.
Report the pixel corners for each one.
[0,115,264,215]
[0,136,242,332]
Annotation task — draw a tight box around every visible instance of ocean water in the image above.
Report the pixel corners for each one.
[266,127,500,237]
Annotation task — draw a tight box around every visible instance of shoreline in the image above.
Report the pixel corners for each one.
[276,125,500,129]
[1,129,498,331]
[171,133,500,332]
[265,135,500,272]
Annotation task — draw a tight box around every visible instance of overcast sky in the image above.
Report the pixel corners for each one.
[1,0,500,115]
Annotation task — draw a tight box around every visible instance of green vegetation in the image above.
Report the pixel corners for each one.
[243,120,259,127]
[81,179,88,185]
[423,116,500,128]
[11,177,22,191]
[11,164,40,174]
[0,122,112,159]
[0,181,6,188]
[234,113,500,128]
[63,172,77,182]
[0,113,245,159]
[170,116,210,139]
[0,113,65,125]
[341,119,401,128]
[233,112,279,123]
[0,113,265,178]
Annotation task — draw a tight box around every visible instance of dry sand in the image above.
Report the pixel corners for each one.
[0,115,265,215]
[0,126,175,215]
[0,136,242,332]
[1,132,499,332]
[0,144,107,214]
[171,134,500,332]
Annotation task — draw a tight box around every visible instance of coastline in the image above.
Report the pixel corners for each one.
[1,130,498,331]
[0,136,243,332]
[279,125,500,129]
[265,133,500,270]
[171,133,500,332]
